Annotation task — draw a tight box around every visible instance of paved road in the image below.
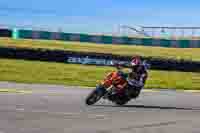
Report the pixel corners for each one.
[0,82,200,133]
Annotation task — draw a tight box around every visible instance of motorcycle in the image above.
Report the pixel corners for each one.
[85,70,140,106]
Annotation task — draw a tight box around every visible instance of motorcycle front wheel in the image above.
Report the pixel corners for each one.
[85,89,103,105]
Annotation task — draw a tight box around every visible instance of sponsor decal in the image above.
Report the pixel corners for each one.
[67,56,130,66]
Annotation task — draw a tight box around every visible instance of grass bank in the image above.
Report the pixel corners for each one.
[0,58,199,90]
[0,38,200,61]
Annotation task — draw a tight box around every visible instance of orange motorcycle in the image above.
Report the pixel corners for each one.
[85,70,131,106]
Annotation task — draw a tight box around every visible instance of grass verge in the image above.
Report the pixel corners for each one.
[0,58,199,90]
[0,88,32,94]
[0,38,200,61]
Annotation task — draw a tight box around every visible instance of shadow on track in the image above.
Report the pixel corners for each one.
[93,104,200,111]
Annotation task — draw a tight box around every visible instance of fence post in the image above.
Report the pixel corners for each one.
[12,28,19,39]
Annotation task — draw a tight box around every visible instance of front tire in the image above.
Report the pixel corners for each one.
[85,89,103,105]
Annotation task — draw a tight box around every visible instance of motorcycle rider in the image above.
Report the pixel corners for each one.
[97,56,148,101]
[85,57,148,105]
[125,56,148,99]
[111,56,148,99]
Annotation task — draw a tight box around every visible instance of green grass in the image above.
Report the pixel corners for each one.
[0,88,32,94]
[0,38,200,61]
[0,58,199,90]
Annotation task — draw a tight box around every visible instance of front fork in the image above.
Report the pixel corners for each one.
[96,84,114,99]
[95,84,107,96]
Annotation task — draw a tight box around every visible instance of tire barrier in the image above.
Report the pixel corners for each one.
[0,46,199,72]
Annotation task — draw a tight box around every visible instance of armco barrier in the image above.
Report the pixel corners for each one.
[0,46,200,72]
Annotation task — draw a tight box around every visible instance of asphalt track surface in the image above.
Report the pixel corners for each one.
[0,82,200,133]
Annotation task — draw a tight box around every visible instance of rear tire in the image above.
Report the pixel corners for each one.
[114,95,130,106]
[115,99,129,106]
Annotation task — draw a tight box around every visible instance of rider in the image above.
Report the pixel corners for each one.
[125,56,148,98]
[98,56,148,100]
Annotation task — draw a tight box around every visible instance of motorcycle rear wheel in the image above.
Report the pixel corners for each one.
[115,99,129,106]
[113,94,130,106]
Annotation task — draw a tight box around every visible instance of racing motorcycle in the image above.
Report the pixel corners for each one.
[85,70,140,106]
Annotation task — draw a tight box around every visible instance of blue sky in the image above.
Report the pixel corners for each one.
[0,0,200,34]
